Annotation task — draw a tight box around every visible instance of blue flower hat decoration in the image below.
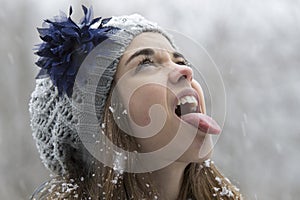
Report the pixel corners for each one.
[35,6,120,97]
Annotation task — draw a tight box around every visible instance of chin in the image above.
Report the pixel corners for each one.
[178,133,214,163]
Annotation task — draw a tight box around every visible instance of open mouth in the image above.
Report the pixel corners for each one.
[175,95,199,117]
[173,89,221,135]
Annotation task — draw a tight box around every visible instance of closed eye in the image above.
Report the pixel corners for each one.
[139,57,153,66]
[136,57,155,72]
[176,60,191,67]
[173,52,191,67]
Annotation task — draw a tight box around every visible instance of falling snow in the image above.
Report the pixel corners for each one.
[112,151,125,175]
[122,109,128,115]
[203,159,211,167]
[2,1,299,200]
[213,187,220,192]
[215,176,222,185]
[109,106,115,113]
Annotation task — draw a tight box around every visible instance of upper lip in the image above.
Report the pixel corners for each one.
[173,88,201,114]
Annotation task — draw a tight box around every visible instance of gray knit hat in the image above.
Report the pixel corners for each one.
[29,6,175,175]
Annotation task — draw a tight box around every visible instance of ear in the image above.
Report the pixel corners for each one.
[191,80,206,114]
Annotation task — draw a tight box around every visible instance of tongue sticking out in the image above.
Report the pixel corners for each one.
[181,113,221,134]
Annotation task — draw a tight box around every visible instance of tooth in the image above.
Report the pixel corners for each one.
[177,95,198,107]
[181,97,187,105]
[186,96,194,103]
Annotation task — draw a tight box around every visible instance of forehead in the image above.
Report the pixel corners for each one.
[122,32,175,59]
[116,32,175,78]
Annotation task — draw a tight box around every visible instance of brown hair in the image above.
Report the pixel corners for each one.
[31,82,243,200]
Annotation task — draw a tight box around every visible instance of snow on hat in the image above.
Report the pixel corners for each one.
[29,6,174,175]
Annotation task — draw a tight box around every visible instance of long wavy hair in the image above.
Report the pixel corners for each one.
[31,79,243,200]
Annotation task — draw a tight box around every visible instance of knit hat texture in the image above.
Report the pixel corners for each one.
[29,7,174,175]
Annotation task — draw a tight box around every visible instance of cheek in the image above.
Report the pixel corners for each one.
[191,80,206,114]
[129,84,167,126]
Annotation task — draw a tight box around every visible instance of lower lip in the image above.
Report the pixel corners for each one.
[177,113,221,135]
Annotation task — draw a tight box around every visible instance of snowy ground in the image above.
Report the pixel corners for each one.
[0,0,299,199]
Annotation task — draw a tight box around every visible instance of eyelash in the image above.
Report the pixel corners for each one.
[138,57,154,66]
[136,57,191,72]
[136,57,154,72]
[176,60,190,66]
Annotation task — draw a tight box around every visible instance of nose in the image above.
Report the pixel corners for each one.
[168,64,193,84]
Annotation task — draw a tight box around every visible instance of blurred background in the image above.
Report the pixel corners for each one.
[1,0,299,199]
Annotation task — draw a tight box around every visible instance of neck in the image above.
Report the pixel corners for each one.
[151,162,188,200]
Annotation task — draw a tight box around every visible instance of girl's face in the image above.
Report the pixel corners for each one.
[114,32,215,164]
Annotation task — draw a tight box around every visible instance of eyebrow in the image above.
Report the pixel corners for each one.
[125,48,187,66]
[125,48,155,66]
